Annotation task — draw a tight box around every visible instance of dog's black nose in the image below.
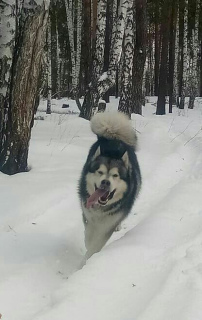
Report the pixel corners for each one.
[101,179,110,187]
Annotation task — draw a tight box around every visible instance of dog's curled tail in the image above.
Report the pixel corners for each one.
[90,112,137,146]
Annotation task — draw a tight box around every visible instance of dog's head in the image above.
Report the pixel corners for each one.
[85,147,129,208]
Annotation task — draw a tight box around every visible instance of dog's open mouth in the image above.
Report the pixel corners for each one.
[86,185,116,208]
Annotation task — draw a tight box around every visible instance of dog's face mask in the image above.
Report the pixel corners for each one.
[85,150,129,208]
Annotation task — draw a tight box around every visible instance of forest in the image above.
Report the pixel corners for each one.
[0,0,202,174]
[47,0,201,116]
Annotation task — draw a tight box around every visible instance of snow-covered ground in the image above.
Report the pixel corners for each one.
[1,97,202,320]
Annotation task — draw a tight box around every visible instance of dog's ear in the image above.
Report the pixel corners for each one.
[122,151,129,169]
[92,146,101,161]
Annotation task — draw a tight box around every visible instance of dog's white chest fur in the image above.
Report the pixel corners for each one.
[82,202,123,259]
[82,202,121,224]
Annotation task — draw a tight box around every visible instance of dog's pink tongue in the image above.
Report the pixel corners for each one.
[86,189,107,208]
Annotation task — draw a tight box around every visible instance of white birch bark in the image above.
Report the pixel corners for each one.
[109,0,118,57]
[97,0,129,97]
[118,0,134,114]
[0,0,16,100]
[64,0,82,105]
[75,0,82,87]
[91,0,94,40]
[79,0,107,119]
[0,0,49,174]
[188,0,199,109]
[92,0,107,78]
[65,0,76,89]
[80,0,129,120]
[112,0,118,24]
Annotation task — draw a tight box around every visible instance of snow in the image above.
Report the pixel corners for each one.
[1,97,202,320]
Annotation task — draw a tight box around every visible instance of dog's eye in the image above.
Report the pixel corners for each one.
[113,174,118,178]
[98,170,103,175]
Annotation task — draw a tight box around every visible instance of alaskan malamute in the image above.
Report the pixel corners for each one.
[79,112,141,259]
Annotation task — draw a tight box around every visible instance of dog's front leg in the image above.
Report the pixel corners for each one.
[84,222,111,260]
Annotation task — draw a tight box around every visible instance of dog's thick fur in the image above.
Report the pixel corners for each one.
[79,112,141,259]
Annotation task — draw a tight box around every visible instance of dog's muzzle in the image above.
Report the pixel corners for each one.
[86,181,116,208]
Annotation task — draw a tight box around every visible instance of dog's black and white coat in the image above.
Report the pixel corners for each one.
[79,112,141,259]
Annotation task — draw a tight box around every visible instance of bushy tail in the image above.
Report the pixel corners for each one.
[90,112,137,147]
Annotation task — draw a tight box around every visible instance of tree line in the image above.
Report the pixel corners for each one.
[0,0,201,175]
[48,0,202,117]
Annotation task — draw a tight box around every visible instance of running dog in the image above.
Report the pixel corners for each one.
[79,112,141,259]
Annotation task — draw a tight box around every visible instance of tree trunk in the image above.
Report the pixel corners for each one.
[168,0,177,113]
[115,67,119,98]
[154,0,160,96]
[118,0,135,116]
[80,0,129,120]
[200,40,202,96]
[0,2,49,175]
[0,0,16,140]
[199,0,202,96]
[96,0,129,95]
[179,0,188,110]
[132,0,147,115]
[55,5,61,98]
[102,0,114,104]
[145,24,154,97]
[188,0,199,109]
[173,7,180,106]
[46,14,52,114]
[156,0,171,115]
[65,0,82,107]
[79,0,107,120]
[81,0,92,96]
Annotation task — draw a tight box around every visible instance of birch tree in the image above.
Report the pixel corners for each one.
[79,0,108,120]
[179,0,188,110]
[46,13,52,114]
[188,0,199,109]
[0,0,16,139]
[96,0,129,98]
[80,0,129,120]
[0,0,49,175]
[173,7,180,107]
[118,0,135,116]
[65,0,82,109]
[199,1,202,96]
